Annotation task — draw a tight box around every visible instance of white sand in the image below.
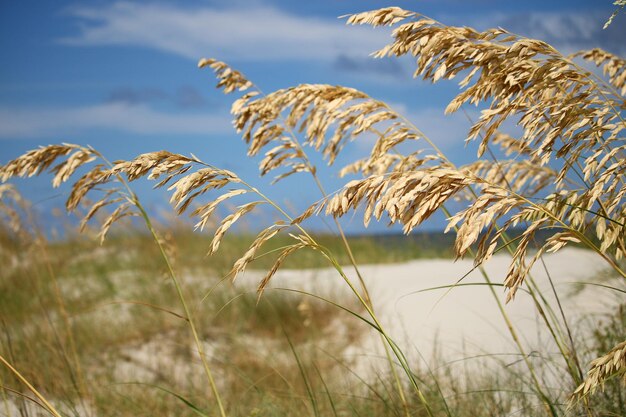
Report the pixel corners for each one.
[238,248,621,370]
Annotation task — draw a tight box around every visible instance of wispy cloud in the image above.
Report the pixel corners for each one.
[105,87,168,106]
[105,86,208,109]
[455,10,626,55]
[0,103,232,139]
[60,2,388,62]
[333,54,406,78]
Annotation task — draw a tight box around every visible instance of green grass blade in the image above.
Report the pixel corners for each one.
[283,330,319,417]
[312,363,338,417]
[117,382,211,417]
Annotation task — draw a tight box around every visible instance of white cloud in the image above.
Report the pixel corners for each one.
[0,103,233,139]
[448,10,626,55]
[60,2,389,62]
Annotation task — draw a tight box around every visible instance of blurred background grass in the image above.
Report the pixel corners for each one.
[1,216,624,416]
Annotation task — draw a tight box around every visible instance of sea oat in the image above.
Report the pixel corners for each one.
[198,58,253,94]
[230,223,288,280]
[0,144,138,240]
[572,340,626,401]
[209,201,264,254]
[345,7,416,27]
[572,48,626,96]
[256,234,317,296]
[256,243,306,297]
[0,144,94,184]
[0,184,31,241]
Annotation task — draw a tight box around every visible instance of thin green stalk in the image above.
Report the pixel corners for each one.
[284,331,319,417]
[37,299,83,416]
[440,205,559,417]
[478,270,558,416]
[231,176,434,416]
[385,26,622,412]
[134,200,227,417]
[33,242,91,416]
[380,339,412,417]
[413,347,452,417]
[539,256,585,378]
[118,383,211,417]
[94,151,227,417]
[0,354,63,417]
[1,375,12,417]
[373,373,404,417]
[303,143,413,417]
[478,138,586,388]
[524,280,582,383]
[313,364,338,417]
[1,384,51,415]
[469,108,598,411]
[7,189,91,415]
[381,103,558,414]
[320,251,436,417]
[319,346,396,413]
[267,89,423,415]
[480,178,590,415]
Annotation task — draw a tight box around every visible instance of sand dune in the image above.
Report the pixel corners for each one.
[241,248,619,369]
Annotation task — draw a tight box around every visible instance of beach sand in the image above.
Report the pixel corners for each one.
[240,248,618,371]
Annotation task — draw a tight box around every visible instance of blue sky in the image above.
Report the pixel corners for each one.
[0,0,623,233]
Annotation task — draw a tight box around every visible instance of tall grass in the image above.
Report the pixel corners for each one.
[1,5,625,416]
